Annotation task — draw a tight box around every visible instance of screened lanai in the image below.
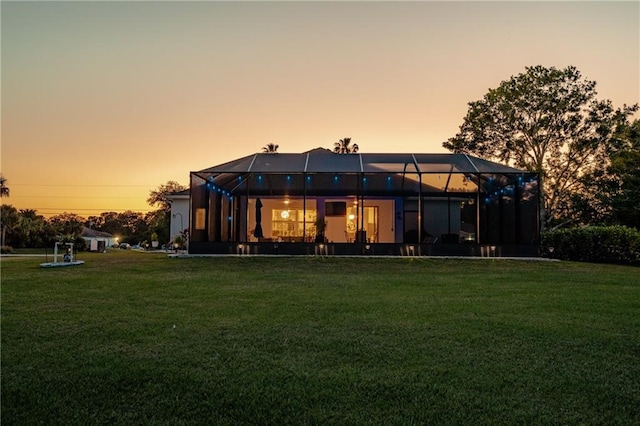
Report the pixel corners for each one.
[189,148,540,256]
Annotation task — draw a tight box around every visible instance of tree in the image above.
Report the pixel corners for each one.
[1,204,20,247]
[333,137,359,154]
[147,181,187,245]
[262,143,279,153]
[18,209,53,248]
[118,210,149,243]
[608,119,640,228]
[145,209,170,244]
[570,119,640,227]
[443,65,637,228]
[48,212,85,237]
[147,181,188,212]
[0,175,9,197]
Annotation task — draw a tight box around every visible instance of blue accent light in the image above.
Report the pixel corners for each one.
[334,175,338,182]
[228,216,232,221]
[286,175,291,181]
[258,175,263,181]
[307,176,311,181]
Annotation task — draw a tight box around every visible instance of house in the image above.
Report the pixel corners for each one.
[167,189,190,242]
[188,148,540,256]
[81,226,117,252]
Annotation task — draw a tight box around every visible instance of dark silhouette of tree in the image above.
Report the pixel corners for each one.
[1,204,19,247]
[87,211,149,244]
[333,138,359,154]
[145,209,170,244]
[147,181,188,212]
[443,65,637,228]
[609,119,640,228]
[48,212,85,236]
[0,175,9,198]
[18,209,52,248]
[147,181,188,244]
[262,143,279,153]
[582,119,640,228]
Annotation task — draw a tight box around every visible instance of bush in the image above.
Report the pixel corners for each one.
[1,245,13,254]
[541,226,640,265]
[56,235,88,252]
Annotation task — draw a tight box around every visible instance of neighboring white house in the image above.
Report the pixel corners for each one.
[167,189,190,242]
[81,226,117,252]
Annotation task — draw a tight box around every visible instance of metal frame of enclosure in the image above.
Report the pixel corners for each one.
[189,149,540,257]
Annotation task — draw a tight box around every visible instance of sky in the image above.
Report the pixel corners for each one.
[1,0,638,217]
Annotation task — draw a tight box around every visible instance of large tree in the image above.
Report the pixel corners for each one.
[443,65,637,227]
[147,181,188,212]
[606,119,640,228]
[146,181,188,244]
[333,137,359,154]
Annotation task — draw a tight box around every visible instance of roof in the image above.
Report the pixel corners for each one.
[196,148,525,175]
[166,189,190,198]
[191,149,537,196]
[81,226,114,238]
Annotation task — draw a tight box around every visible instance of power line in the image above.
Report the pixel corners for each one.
[28,208,153,211]
[10,196,146,200]
[11,184,157,188]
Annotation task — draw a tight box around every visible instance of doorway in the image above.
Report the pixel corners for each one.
[346,206,379,242]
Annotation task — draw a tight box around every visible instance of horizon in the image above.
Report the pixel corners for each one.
[2,1,638,218]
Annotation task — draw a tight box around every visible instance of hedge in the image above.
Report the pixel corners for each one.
[541,225,640,265]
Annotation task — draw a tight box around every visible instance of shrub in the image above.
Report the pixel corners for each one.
[541,226,640,265]
[56,235,88,252]
[1,245,13,254]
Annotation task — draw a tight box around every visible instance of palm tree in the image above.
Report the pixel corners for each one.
[262,143,279,153]
[333,138,359,154]
[0,175,9,198]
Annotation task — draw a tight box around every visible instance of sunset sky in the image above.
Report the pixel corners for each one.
[2,1,638,217]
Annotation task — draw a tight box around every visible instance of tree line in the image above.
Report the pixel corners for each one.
[0,180,187,251]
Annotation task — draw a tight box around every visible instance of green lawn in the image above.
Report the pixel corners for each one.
[2,252,639,424]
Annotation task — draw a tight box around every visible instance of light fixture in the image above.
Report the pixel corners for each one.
[348,214,355,220]
[280,210,290,219]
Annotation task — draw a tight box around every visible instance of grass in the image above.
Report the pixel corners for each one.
[2,252,639,424]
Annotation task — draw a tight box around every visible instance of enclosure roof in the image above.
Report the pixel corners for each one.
[195,148,527,174]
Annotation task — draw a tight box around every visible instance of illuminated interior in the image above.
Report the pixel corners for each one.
[188,149,539,255]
